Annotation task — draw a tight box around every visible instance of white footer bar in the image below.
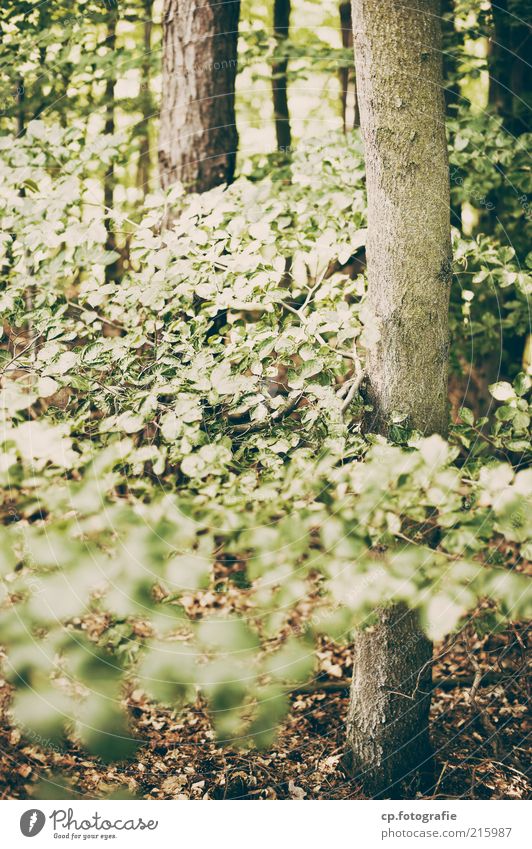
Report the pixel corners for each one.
[2,799,529,848]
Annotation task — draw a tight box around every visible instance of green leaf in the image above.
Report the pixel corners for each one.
[514,373,531,397]
[489,381,515,401]
[76,696,139,762]
[459,407,474,425]
[12,687,72,748]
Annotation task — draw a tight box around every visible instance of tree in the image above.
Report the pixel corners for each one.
[104,4,119,283]
[339,1,359,130]
[348,0,452,797]
[158,0,240,192]
[441,0,461,114]
[136,0,154,195]
[488,0,531,135]
[272,0,291,150]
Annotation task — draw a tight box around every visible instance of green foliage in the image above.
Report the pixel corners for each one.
[0,0,530,764]
[1,124,530,756]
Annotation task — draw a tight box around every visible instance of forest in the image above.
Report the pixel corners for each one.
[0,0,530,803]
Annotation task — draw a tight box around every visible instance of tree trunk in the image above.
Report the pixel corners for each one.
[339,1,359,131]
[16,77,25,137]
[489,0,531,135]
[482,1,531,234]
[353,0,451,438]
[348,604,433,797]
[441,0,461,114]
[136,0,153,196]
[442,0,463,228]
[272,0,291,150]
[104,8,119,283]
[348,0,452,798]
[158,0,240,193]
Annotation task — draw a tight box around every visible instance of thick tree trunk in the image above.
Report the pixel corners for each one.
[348,0,452,798]
[353,0,451,438]
[272,0,291,151]
[158,0,240,193]
[347,605,433,797]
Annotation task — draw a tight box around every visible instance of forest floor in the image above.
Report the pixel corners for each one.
[0,621,530,801]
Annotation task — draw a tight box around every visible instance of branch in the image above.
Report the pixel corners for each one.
[228,393,303,435]
[340,369,365,413]
[279,299,361,364]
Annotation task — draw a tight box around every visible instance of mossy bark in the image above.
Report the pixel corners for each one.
[347,0,451,797]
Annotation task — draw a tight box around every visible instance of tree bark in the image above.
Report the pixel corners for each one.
[348,0,452,798]
[272,0,291,150]
[347,604,433,797]
[158,0,240,193]
[353,0,451,438]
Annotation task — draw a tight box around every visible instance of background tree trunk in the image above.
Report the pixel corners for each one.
[136,0,153,196]
[488,0,531,135]
[104,7,119,283]
[16,77,25,137]
[348,0,452,798]
[478,1,531,239]
[158,0,240,193]
[339,1,359,131]
[272,0,291,150]
[441,0,461,115]
[441,0,463,230]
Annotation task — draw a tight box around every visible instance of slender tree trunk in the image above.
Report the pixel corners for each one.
[441,0,462,228]
[482,1,530,234]
[16,77,25,137]
[272,0,291,150]
[158,0,240,193]
[339,1,359,131]
[441,0,460,114]
[348,0,452,798]
[137,0,153,195]
[104,8,119,283]
[489,0,531,135]
[33,8,48,120]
